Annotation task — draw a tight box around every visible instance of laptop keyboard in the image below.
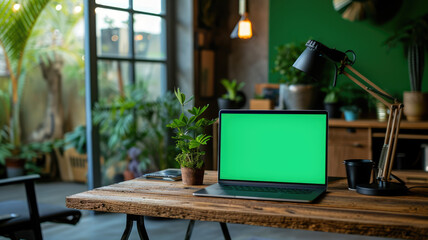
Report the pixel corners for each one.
[223,185,315,195]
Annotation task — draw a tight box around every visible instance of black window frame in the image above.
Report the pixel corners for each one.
[84,0,175,189]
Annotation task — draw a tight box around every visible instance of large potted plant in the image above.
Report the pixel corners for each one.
[93,84,180,182]
[0,0,52,173]
[0,125,56,177]
[167,89,216,185]
[217,78,246,109]
[273,42,319,109]
[385,14,428,121]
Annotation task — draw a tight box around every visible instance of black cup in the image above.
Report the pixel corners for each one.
[344,159,374,190]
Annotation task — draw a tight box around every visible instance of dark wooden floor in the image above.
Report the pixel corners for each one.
[0,181,398,240]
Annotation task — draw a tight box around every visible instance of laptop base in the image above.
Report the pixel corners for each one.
[194,183,325,203]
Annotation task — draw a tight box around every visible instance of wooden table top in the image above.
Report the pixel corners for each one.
[66,171,428,239]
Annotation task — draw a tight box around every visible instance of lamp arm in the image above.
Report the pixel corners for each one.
[346,65,394,101]
[341,64,403,182]
[342,71,393,108]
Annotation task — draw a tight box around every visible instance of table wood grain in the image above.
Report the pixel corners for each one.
[66,171,428,239]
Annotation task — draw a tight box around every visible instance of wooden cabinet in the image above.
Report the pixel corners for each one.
[328,127,371,177]
[328,119,428,177]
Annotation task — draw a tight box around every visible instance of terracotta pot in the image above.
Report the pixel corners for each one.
[181,167,205,185]
[5,158,26,177]
[403,91,428,121]
[123,170,135,181]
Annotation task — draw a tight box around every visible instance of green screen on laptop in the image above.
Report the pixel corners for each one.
[219,112,327,185]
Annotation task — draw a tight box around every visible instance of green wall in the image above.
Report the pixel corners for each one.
[269,0,428,98]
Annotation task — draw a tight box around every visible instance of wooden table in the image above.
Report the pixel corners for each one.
[66,171,428,240]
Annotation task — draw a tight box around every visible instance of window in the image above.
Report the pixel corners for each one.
[84,0,172,188]
[94,0,167,99]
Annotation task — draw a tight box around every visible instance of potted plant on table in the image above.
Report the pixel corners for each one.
[385,13,428,121]
[167,89,216,185]
[217,78,246,109]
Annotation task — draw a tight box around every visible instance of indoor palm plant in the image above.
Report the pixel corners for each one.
[385,13,428,121]
[217,78,246,109]
[0,0,53,176]
[167,89,216,185]
[273,42,320,110]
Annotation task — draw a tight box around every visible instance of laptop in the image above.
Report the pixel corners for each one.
[193,109,328,203]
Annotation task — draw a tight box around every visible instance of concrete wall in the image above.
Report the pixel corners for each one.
[227,0,269,108]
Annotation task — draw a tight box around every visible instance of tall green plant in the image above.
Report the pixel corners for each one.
[385,14,428,92]
[0,0,51,148]
[93,84,181,171]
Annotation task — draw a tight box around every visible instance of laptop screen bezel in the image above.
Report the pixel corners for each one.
[217,109,328,189]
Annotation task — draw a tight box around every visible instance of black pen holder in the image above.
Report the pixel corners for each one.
[344,159,374,190]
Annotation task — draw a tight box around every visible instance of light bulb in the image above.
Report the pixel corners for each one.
[238,18,252,39]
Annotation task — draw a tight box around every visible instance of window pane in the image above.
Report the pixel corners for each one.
[96,8,130,57]
[135,62,165,100]
[96,0,129,9]
[133,0,165,14]
[134,14,166,60]
[98,60,130,100]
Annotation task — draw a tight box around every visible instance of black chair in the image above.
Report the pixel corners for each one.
[0,174,81,240]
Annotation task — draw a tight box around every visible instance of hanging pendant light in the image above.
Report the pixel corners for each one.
[230,0,253,39]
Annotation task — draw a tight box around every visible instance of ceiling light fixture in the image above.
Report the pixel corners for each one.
[230,0,253,39]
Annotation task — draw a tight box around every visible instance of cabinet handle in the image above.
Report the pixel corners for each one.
[352,143,363,148]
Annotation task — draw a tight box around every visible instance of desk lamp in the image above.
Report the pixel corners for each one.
[293,40,407,196]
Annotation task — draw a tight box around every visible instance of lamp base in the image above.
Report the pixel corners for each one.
[356,181,408,196]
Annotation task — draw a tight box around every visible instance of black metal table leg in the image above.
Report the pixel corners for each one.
[136,215,149,240]
[121,215,149,240]
[219,222,231,240]
[184,220,195,240]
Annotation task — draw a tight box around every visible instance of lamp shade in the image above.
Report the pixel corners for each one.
[292,47,327,81]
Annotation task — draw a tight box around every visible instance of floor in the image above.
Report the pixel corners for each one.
[0,181,399,240]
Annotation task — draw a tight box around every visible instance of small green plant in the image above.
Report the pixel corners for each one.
[220,78,245,102]
[322,86,341,103]
[167,89,216,169]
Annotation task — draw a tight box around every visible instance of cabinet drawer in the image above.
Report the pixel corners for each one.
[329,127,370,147]
[328,127,371,177]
